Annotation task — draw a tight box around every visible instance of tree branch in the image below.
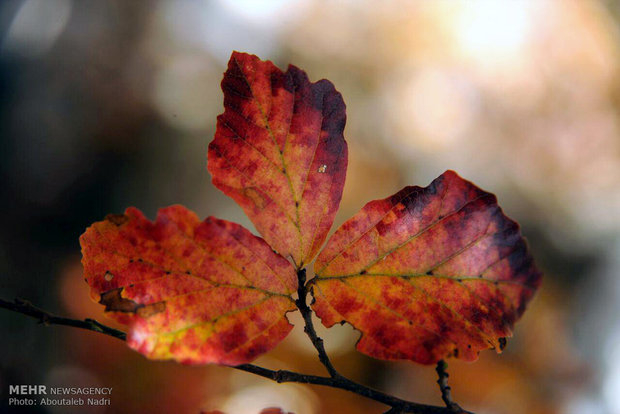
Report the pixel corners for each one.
[0,296,473,414]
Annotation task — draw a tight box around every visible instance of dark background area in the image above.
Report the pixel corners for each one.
[1,1,620,413]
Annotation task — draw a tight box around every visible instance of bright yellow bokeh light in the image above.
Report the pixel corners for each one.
[452,0,536,64]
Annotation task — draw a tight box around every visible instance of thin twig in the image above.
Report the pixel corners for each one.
[0,297,126,340]
[0,296,473,414]
[234,363,453,413]
[435,360,468,413]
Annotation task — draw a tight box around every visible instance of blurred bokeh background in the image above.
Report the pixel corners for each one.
[1,0,619,413]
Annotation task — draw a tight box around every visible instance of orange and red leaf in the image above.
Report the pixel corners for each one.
[312,171,542,365]
[80,205,297,365]
[208,52,348,268]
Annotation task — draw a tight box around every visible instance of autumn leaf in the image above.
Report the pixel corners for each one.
[80,205,297,365]
[311,171,542,365]
[208,51,348,268]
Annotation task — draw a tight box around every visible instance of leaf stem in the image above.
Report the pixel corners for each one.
[295,268,339,378]
[435,360,467,413]
[0,296,473,414]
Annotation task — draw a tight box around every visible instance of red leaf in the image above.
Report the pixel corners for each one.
[208,52,348,268]
[312,171,542,365]
[80,205,297,365]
